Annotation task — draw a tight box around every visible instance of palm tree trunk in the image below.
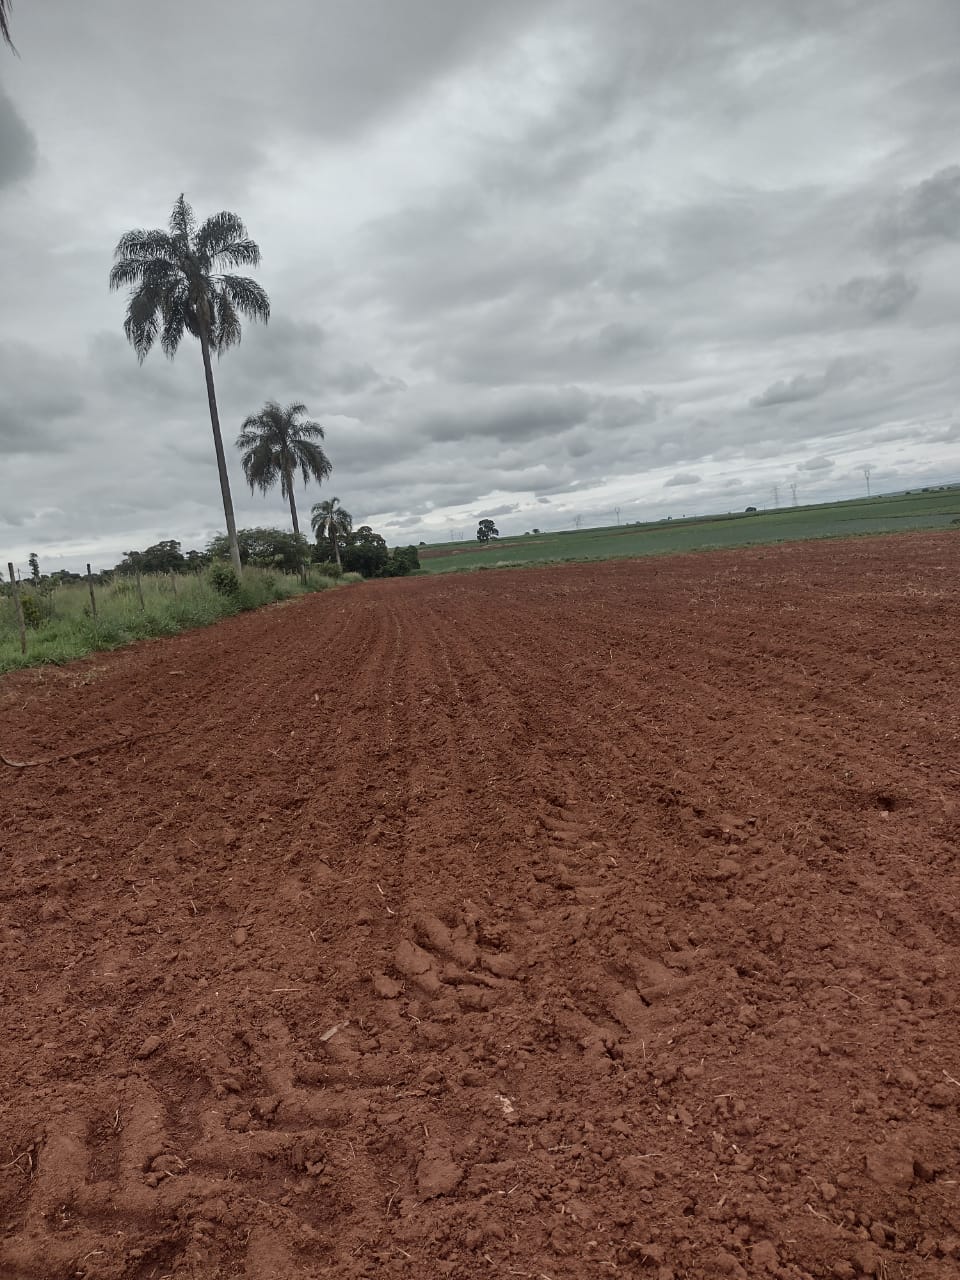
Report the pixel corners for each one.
[283,462,307,584]
[331,525,342,570]
[199,326,243,579]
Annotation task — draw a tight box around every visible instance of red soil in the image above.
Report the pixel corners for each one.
[1,533,958,1280]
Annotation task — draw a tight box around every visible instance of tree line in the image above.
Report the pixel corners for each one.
[17,526,420,590]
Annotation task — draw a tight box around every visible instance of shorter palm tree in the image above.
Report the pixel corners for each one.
[311,497,353,570]
[236,402,331,560]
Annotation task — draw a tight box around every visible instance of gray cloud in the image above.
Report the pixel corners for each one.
[0,343,86,453]
[797,455,835,472]
[664,472,701,487]
[0,89,36,189]
[874,166,960,253]
[750,357,880,408]
[477,503,519,518]
[833,272,919,320]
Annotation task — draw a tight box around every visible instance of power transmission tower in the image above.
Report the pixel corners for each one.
[614,506,621,526]
[863,465,872,497]
[790,482,798,507]
[772,484,780,509]
[574,514,583,529]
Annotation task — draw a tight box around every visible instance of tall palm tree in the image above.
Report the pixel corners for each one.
[1,0,14,51]
[311,497,353,570]
[236,400,331,549]
[109,194,270,578]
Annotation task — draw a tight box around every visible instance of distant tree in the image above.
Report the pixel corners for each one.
[532,528,541,535]
[207,527,310,575]
[311,496,353,570]
[745,506,758,513]
[383,545,421,577]
[28,552,40,585]
[477,518,499,543]
[184,549,209,571]
[110,194,270,578]
[136,540,187,574]
[236,402,331,567]
[341,526,388,577]
[116,550,145,576]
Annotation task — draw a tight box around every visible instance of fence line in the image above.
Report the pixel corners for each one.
[6,563,26,655]
[86,563,98,620]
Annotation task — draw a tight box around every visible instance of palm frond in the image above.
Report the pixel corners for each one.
[160,283,189,358]
[123,288,163,362]
[282,401,309,424]
[195,212,251,266]
[220,274,271,325]
[112,228,174,265]
[294,422,326,445]
[236,425,262,452]
[211,238,261,270]
[212,291,242,353]
[110,243,178,292]
[109,259,148,290]
[239,435,282,495]
[119,259,180,360]
[258,400,285,431]
[169,194,196,241]
[1,0,17,53]
[294,440,332,488]
[110,250,176,291]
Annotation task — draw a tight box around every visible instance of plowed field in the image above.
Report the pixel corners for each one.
[1,533,958,1280]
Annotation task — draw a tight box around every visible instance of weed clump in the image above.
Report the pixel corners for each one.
[208,563,241,599]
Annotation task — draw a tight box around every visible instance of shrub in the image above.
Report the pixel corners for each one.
[258,573,285,602]
[20,594,44,629]
[208,563,241,599]
[313,560,342,578]
[382,545,421,577]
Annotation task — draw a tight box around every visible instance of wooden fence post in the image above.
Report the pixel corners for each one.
[86,563,97,620]
[135,571,145,611]
[7,563,26,655]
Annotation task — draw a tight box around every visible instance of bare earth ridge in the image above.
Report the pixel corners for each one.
[0,533,958,1279]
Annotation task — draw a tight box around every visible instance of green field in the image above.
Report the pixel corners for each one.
[418,488,960,573]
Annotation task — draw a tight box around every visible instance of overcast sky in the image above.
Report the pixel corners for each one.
[1,0,959,570]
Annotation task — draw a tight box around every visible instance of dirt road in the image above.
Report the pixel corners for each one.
[1,533,958,1279]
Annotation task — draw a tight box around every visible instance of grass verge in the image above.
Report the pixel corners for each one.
[0,567,355,674]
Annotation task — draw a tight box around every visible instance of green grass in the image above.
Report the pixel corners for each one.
[0,567,346,674]
[418,488,960,574]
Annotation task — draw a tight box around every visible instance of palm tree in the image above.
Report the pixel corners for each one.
[109,194,270,578]
[236,401,331,574]
[1,1,14,51]
[311,497,353,570]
